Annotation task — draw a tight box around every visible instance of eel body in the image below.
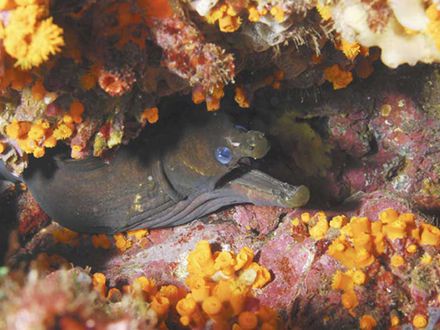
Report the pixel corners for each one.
[23,111,310,233]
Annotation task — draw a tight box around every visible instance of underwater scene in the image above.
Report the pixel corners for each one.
[0,0,439,329]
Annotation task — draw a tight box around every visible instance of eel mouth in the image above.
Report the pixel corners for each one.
[224,169,310,208]
[126,168,310,231]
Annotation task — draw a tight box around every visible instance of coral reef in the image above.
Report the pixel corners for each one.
[1,190,439,329]
[0,0,439,329]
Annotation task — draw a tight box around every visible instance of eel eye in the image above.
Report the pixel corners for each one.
[215,146,233,165]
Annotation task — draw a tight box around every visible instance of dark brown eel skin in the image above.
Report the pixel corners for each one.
[22,111,310,234]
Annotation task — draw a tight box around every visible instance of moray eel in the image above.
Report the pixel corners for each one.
[20,111,309,233]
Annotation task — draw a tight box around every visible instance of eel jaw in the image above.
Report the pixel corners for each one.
[224,169,310,208]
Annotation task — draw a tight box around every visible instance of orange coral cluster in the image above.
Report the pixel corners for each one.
[205,2,243,33]
[91,272,184,328]
[192,85,225,112]
[4,99,85,158]
[113,228,149,252]
[292,208,439,328]
[50,226,149,252]
[204,1,287,31]
[176,240,277,329]
[323,47,379,90]
[86,241,276,329]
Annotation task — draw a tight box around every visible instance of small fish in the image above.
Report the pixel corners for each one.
[19,111,309,233]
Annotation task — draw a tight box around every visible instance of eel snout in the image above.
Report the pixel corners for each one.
[226,169,310,208]
[236,130,270,160]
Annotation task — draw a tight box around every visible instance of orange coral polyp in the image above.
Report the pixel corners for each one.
[341,290,358,309]
[350,217,371,235]
[324,64,353,90]
[309,217,329,240]
[359,314,377,330]
[379,208,399,223]
[420,224,440,246]
[151,296,170,317]
[234,247,254,271]
[176,295,197,316]
[141,107,159,124]
[332,271,354,292]
[238,311,258,329]
[202,296,223,315]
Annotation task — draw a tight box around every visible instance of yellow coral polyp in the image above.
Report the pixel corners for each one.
[186,276,210,302]
[247,262,271,288]
[301,212,311,223]
[32,146,45,158]
[206,2,242,33]
[356,248,375,268]
[352,270,366,285]
[218,15,242,33]
[127,228,149,240]
[6,120,31,139]
[420,252,432,265]
[270,6,285,23]
[187,240,216,277]
[330,215,347,229]
[43,135,57,148]
[113,233,132,252]
[28,122,46,141]
[338,39,361,60]
[248,6,260,22]
[53,123,73,140]
[316,4,332,21]
[309,217,329,240]
[390,255,405,268]
[412,314,428,329]
[214,251,236,275]
[5,4,64,70]
[382,220,407,240]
